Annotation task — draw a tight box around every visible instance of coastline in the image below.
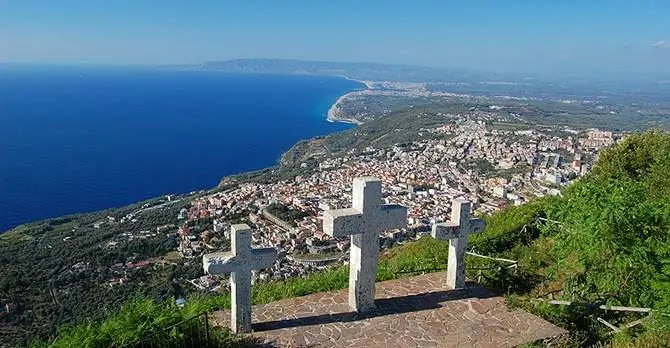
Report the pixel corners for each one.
[182,67,371,126]
[326,91,364,125]
[0,74,366,234]
[326,76,373,125]
[330,74,375,89]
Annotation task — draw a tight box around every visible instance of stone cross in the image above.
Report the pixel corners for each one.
[431,199,486,289]
[323,177,407,312]
[203,224,277,333]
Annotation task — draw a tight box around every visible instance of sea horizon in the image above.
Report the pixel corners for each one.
[0,66,363,232]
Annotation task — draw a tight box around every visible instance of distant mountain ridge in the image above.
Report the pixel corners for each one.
[163,58,670,107]
[193,58,505,83]
[202,59,670,106]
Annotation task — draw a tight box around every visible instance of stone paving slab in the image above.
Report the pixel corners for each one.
[211,272,567,347]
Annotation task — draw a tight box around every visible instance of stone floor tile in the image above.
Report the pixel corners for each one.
[212,272,567,347]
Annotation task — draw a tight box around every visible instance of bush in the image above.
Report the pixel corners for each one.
[41,130,670,347]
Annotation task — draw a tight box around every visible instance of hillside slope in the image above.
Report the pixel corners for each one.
[501,131,670,346]
[24,130,670,347]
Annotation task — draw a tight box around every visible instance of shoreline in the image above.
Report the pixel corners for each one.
[326,91,365,125]
[176,68,372,126]
[330,74,375,89]
[326,76,374,125]
[1,76,368,234]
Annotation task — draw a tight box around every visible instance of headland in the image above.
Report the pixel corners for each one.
[326,91,366,125]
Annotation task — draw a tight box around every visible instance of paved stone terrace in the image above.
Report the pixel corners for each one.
[211,272,567,347]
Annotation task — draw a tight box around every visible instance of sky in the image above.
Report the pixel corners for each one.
[1,0,669,74]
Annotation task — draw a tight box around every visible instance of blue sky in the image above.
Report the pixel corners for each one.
[1,1,669,74]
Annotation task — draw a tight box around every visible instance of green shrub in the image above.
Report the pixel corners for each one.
[42,130,670,347]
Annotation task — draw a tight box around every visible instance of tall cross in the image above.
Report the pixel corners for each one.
[431,199,485,289]
[323,177,407,312]
[203,224,277,333]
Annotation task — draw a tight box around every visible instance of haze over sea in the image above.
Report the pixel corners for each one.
[0,67,360,232]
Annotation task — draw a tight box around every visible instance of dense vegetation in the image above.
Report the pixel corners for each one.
[38,130,670,347]
[265,203,309,226]
[3,116,668,347]
[0,196,206,346]
[502,131,670,346]
[278,106,456,169]
[34,229,524,347]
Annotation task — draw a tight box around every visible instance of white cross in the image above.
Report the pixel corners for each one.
[203,224,277,333]
[323,177,407,312]
[431,199,485,289]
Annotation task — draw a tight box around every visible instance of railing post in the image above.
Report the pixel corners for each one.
[204,312,210,346]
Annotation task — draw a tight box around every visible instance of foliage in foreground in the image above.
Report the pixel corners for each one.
[42,130,670,347]
[34,299,240,348]
[40,203,539,348]
[506,131,670,346]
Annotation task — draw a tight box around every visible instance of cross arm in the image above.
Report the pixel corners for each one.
[250,247,278,270]
[431,221,460,240]
[377,204,407,231]
[323,208,364,238]
[431,217,486,241]
[203,251,242,275]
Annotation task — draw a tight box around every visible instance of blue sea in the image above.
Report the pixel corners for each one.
[0,66,360,232]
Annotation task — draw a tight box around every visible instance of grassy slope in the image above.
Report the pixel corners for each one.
[8,109,663,348]
[42,131,670,348]
[506,132,670,347]
[41,199,545,347]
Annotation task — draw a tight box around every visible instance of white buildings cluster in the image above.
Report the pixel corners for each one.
[180,117,614,284]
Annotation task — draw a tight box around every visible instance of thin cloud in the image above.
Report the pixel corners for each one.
[652,40,670,49]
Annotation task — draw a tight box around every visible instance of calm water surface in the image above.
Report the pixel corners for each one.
[0,67,359,231]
